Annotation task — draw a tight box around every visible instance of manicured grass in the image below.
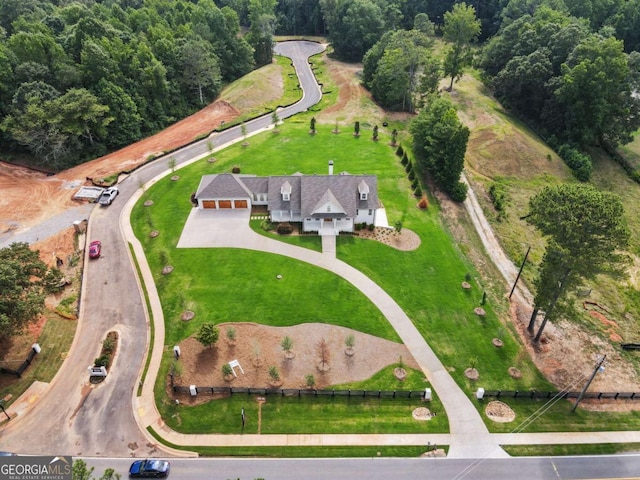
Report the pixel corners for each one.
[503,443,640,456]
[0,315,77,408]
[162,365,447,435]
[481,397,640,433]
[250,219,323,252]
[146,427,437,457]
[132,122,555,436]
[129,242,154,397]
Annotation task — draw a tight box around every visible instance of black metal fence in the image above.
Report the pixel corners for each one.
[170,376,429,399]
[480,390,640,400]
[0,348,38,378]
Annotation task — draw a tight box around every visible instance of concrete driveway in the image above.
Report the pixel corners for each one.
[177,208,253,248]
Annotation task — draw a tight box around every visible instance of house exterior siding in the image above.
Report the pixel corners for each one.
[194,170,380,235]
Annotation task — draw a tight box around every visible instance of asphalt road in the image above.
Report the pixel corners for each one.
[84,454,640,480]
[0,40,325,457]
[4,39,640,479]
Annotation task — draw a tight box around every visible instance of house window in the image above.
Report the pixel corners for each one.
[327,205,331,212]
[283,193,290,201]
[360,192,368,200]
[368,209,373,215]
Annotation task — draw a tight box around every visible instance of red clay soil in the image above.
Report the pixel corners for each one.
[0,100,239,233]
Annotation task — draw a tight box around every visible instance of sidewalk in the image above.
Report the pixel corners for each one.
[124,187,497,458]
[125,198,640,458]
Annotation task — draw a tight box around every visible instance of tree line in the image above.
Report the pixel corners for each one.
[0,0,279,170]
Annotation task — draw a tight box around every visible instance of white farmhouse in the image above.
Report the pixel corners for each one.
[194,161,380,234]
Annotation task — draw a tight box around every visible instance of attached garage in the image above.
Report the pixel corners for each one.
[234,200,248,208]
[218,200,232,209]
[202,200,217,209]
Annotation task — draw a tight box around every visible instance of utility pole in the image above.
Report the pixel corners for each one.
[509,245,531,299]
[572,355,606,413]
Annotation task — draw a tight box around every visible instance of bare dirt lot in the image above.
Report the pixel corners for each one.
[172,322,420,405]
[0,101,239,235]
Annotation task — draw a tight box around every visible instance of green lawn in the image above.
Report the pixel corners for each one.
[0,315,77,408]
[480,397,640,434]
[160,365,448,435]
[132,122,556,436]
[147,425,438,457]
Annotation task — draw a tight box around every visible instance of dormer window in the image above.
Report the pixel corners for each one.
[358,180,369,200]
[281,181,292,201]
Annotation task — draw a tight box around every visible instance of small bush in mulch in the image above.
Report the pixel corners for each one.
[94,331,118,370]
[232,166,241,174]
[277,223,293,235]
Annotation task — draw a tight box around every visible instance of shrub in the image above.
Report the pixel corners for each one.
[281,336,294,353]
[401,153,408,165]
[305,374,316,388]
[414,186,423,198]
[411,179,418,189]
[558,144,592,181]
[367,223,375,231]
[226,327,236,342]
[222,363,233,376]
[396,145,404,157]
[94,355,109,367]
[276,222,293,235]
[408,169,415,181]
[449,181,468,202]
[195,323,219,348]
[261,220,275,231]
[231,165,241,174]
[268,365,280,382]
[102,338,115,354]
[345,334,355,348]
[488,182,507,212]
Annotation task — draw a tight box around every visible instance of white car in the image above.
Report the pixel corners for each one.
[98,186,119,205]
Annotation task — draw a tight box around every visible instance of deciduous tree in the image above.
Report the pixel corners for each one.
[0,242,59,339]
[410,95,469,201]
[442,2,481,91]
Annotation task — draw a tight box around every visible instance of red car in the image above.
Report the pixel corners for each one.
[88,240,102,259]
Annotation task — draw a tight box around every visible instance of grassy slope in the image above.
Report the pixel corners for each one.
[450,73,640,355]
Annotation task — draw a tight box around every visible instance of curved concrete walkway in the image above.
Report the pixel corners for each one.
[126,187,508,458]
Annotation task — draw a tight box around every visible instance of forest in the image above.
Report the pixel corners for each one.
[1,0,639,173]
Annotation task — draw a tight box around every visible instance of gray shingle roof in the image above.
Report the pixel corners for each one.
[195,174,252,199]
[196,172,379,215]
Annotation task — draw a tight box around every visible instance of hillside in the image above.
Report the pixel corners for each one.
[447,73,640,395]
